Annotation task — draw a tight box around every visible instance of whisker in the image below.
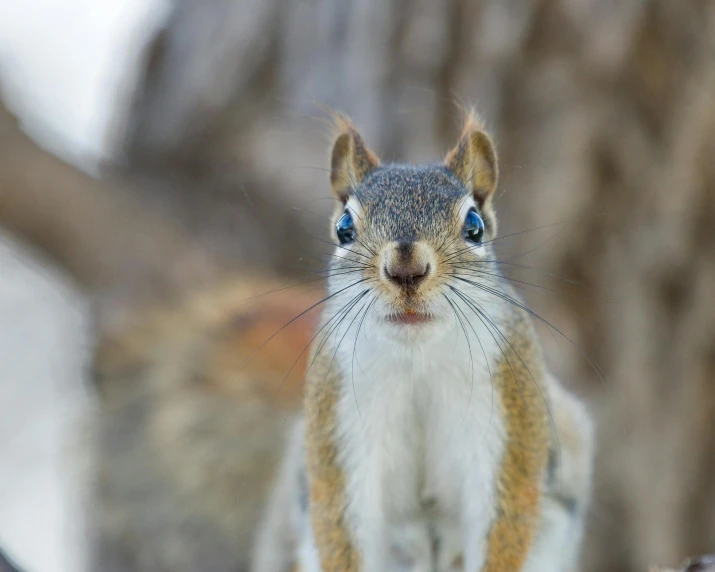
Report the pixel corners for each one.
[227,268,370,310]
[285,264,371,275]
[448,268,561,293]
[455,259,577,284]
[449,285,530,408]
[298,231,374,261]
[353,296,380,380]
[237,277,370,371]
[274,289,370,403]
[444,292,495,445]
[449,284,564,491]
[350,296,378,428]
[313,250,374,267]
[302,294,377,422]
[450,275,610,387]
[443,220,574,262]
[324,293,372,378]
[443,295,475,432]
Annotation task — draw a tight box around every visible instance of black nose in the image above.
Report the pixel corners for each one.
[385,260,430,290]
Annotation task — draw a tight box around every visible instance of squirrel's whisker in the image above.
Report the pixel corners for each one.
[226,269,366,312]
[275,289,371,405]
[298,231,374,261]
[237,277,370,373]
[302,291,375,418]
[445,292,496,445]
[443,296,476,433]
[454,259,577,284]
[448,268,560,293]
[451,285,566,489]
[450,276,612,411]
[442,219,573,262]
[325,296,371,379]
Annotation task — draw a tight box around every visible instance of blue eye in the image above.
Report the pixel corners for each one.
[336,211,355,245]
[463,209,484,244]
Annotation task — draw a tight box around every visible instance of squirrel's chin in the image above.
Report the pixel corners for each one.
[387,312,434,326]
[379,311,451,344]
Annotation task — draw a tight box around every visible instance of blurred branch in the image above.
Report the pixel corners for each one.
[0,546,22,572]
[0,96,222,319]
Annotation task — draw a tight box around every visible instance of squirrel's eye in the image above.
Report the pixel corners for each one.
[463,208,485,245]
[336,211,355,245]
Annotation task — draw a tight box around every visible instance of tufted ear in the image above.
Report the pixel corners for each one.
[445,113,498,207]
[330,117,380,203]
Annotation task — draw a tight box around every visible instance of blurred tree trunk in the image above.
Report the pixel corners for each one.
[119,1,715,570]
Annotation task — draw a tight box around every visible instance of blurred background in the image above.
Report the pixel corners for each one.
[1,1,715,571]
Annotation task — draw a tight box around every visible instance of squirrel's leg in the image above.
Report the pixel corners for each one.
[524,378,594,572]
[297,520,323,572]
[477,355,551,572]
[252,419,306,572]
[355,462,389,570]
[304,362,360,572]
[461,472,499,570]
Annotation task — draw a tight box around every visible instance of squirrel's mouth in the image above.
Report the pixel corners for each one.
[387,309,433,326]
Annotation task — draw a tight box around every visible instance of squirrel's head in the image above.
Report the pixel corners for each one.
[326,113,501,342]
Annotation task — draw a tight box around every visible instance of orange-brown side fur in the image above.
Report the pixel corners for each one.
[304,347,359,572]
[483,311,550,571]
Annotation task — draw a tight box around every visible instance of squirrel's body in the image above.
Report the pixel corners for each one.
[253,116,594,572]
[306,300,510,571]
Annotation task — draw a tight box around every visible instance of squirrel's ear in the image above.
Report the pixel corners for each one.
[445,114,498,207]
[330,118,379,203]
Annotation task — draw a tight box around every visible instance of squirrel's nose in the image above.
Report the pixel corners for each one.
[385,243,430,290]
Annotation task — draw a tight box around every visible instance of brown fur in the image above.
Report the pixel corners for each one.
[449,119,549,569]
[304,347,360,571]
[329,115,380,201]
[483,312,550,571]
[299,315,552,571]
[444,112,499,234]
[303,116,548,571]
[444,110,499,208]
[298,297,550,572]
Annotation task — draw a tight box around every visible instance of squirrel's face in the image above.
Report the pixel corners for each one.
[325,114,501,342]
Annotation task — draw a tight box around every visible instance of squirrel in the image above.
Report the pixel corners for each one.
[252,112,595,572]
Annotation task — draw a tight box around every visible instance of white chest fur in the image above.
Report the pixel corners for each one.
[330,311,508,571]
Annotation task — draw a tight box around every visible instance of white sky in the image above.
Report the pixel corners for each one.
[0,0,169,167]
